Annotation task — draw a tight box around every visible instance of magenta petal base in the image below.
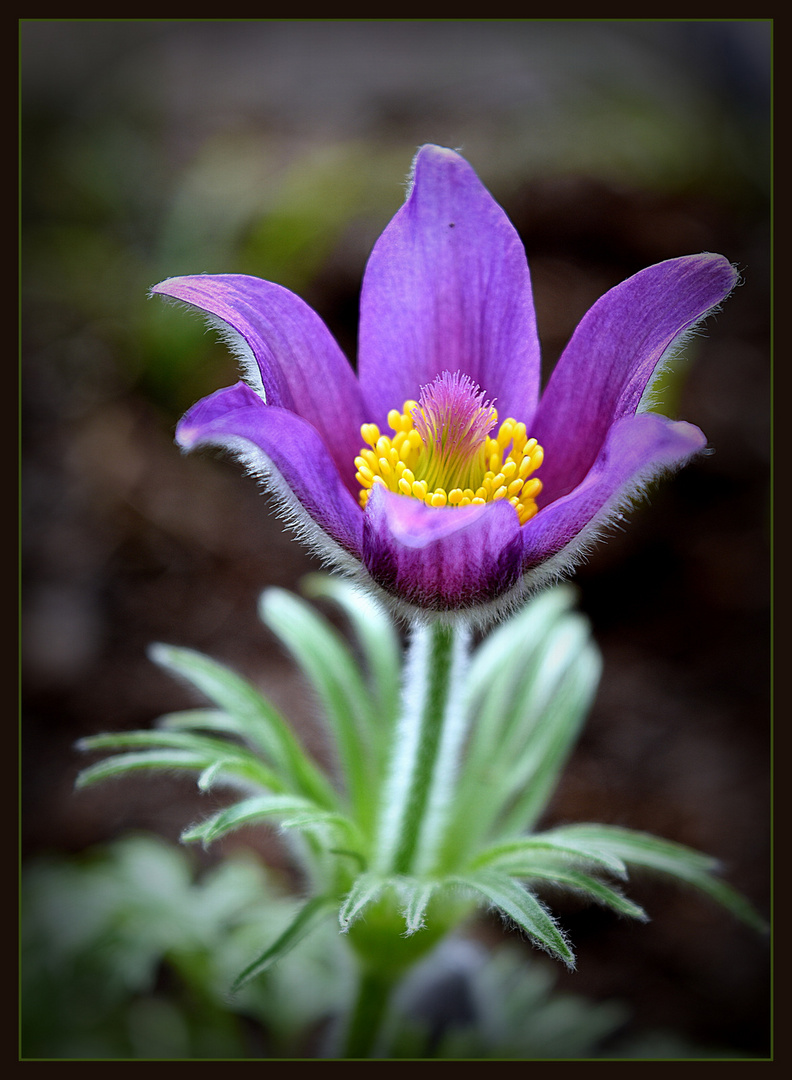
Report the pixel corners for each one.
[362,488,524,617]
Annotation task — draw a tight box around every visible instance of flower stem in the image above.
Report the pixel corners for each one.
[340,965,396,1059]
[375,620,471,876]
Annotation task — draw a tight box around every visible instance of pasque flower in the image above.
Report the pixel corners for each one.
[153,145,737,621]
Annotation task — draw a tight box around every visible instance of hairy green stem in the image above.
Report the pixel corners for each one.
[375,621,471,876]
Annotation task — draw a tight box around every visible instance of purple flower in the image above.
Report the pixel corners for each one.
[152,145,737,622]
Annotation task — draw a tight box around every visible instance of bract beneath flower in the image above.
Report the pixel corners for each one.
[153,144,738,623]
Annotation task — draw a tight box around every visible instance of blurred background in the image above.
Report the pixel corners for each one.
[21,20,771,1059]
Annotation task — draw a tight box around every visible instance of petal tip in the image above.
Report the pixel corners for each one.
[414,143,463,163]
[149,276,192,302]
[409,143,470,188]
[689,251,742,295]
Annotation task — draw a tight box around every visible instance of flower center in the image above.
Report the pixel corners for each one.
[354,371,544,525]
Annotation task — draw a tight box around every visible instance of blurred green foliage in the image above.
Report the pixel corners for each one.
[22,835,353,1059]
[22,834,733,1060]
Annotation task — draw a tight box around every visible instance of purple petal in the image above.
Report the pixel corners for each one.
[357,145,541,428]
[152,274,367,485]
[521,412,707,572]
[362,485,524,613]
[531,254,738,503]
[177,382,364,558]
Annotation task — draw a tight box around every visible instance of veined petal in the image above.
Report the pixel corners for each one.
[531,254,738,503]
[177,382,364,560]
[520,412,707,577]
[362,485,523,616]
[156,147,737,622]
[358,145,541,428]
[152,274,367,483]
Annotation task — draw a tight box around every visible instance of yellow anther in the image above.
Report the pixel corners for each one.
[497,420,514,448]
[354,385,544,527]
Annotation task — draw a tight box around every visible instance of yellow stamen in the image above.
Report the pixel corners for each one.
[355,377,545,526]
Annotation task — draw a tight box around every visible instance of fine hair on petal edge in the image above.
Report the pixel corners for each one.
[183,426,702,633]
[404,143,468,198]
[637,259,742,416]
[151,287,267,401]
[204,313,266,401]
[372,440,706,632]
[193,437,364,578]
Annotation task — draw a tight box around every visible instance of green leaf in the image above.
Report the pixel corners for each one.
[230,895,335,994]
[454,870,575,968]
[180,793,364,853]
[463,586,576,708]
[501,860,648,922]
[157,708,251,735]
[494,640,602,835]
[461,591,587,795]
[338,873,391,931]
[181,794,319,845]
[259,589,380,830]
[543,824,717,872]
[445,620,600,864]
[148,644,337,809]
[542,825,768,933]
[471,837,628,879]
[76,732,280,792]
[398,879,437,936]
[301,573,402,729]
[278,809,365,849]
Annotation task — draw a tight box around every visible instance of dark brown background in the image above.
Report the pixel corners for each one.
[21,20,771,1057]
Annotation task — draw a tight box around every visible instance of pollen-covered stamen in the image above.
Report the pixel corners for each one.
[355,370,544,526]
